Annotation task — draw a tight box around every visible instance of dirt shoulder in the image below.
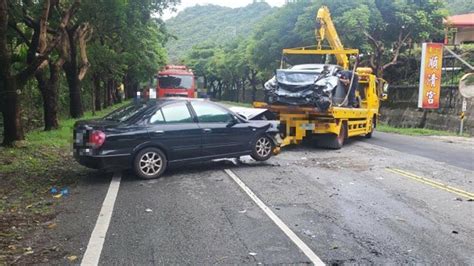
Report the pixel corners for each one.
[0,102,129,264]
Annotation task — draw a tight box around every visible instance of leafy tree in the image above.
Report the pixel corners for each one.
[443,0,474,15]
[1,0,177,146]
[248,0,310,77]
[0,0,80,144]
[183,43,216,91]
[280,0,447,78]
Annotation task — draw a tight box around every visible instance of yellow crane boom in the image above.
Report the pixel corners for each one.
[315,6,349,69]
[282,6,358,70]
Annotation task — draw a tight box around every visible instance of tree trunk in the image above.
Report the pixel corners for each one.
[106,79,113,105]
[0,0,24,145]
[103,78,109,108]
[234,80,239,102]
[35,63,60,131]
[111,80,118,104]
[64,28,83,118]
[124,74,133,99]
[241,77,246,103]
[218,81,223,100]
[93,74,102,111]
[1,78,24,146]
[115,81,122,104]
[251,78,257,102]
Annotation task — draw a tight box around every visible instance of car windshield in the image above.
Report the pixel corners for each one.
[158,75,193,89]
[276,70,319,85]
[103,103,149,122]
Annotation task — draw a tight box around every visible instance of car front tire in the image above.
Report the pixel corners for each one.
[134,147,167,180]
[251,135,274,161]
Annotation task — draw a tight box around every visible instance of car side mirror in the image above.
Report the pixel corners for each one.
[227,116,239,127]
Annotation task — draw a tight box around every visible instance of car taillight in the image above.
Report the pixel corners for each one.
[89,130,106,148]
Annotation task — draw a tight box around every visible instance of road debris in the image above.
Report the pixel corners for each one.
[238,209,247,214]
[23,247,33,255]
[249,252,257,256]
[302,229,316,238]
[47,223,57,229]
[50,187,70,198]
[145,208,153,213]
[67,255,78,262]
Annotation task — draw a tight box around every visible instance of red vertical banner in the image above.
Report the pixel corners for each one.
[418,43,444,109]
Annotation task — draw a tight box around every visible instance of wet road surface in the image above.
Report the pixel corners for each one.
[48,132,474,264]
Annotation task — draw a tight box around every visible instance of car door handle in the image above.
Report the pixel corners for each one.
[203,128,212,134]
[154,130,165,134]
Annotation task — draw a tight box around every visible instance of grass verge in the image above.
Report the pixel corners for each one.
[377,123,468,137]
[0,101,130,264]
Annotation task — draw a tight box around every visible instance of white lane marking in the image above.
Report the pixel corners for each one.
[81,172,122,266]
[224,169,325,265]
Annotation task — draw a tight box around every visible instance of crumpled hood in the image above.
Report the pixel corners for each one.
[264,71,339,111]
[274,69,319,92]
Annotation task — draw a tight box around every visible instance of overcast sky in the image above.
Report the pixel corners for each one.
[161,0,286,20]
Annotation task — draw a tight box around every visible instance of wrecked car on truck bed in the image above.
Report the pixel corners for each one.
[264,64,344,111]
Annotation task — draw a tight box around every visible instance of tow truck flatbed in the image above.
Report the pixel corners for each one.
[253,101,370,119]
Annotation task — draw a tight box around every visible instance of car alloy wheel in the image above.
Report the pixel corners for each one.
[134,148,167,180]
[139,151,163,176]
[256,136,272,158]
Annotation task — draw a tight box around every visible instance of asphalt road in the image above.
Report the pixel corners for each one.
[366,131,474,171]
[47,131,474,265]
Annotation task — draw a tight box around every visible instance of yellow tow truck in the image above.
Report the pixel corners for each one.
[255,6,388,150]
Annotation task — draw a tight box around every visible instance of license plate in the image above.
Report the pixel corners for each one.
[301,123,315,130]
[75,132,83,144]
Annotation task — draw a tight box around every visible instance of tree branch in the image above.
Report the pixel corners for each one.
[364,31,380,49]
[369,53,376,69]
[37,0,51,54]
[8,21,30,45]
[18,0,81,82]
[382,30,412,70]
[76,23,93,81]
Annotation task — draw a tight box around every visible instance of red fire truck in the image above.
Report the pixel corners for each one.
[155,65,196,98]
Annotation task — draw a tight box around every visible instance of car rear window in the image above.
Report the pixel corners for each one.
[103,103,148,123]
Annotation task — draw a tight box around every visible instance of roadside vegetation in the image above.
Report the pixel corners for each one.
[168,0,473,104]
[377,123,467,137]
[0,0,178,147]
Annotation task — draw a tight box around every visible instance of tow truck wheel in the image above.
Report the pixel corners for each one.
[319,123,347,150]
[365,119,375,139]
[251,136,274,161]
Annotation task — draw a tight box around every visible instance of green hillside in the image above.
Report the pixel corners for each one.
[165,2,273,62]
[443,0,474,15]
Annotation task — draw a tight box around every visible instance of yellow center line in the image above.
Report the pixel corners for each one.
[386,168,474,200]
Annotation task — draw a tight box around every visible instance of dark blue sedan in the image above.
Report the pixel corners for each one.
[73,98,280,179]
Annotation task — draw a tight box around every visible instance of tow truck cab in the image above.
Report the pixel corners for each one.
[155,65,196,98]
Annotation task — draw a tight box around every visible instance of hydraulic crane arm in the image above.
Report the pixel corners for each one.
[281,6,358,70]
[315,6,349,69]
